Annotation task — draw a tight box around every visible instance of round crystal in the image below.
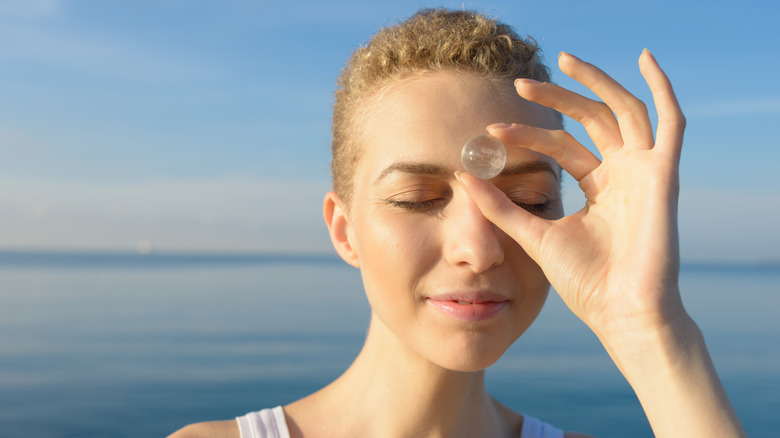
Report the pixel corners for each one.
[460,134,506,179]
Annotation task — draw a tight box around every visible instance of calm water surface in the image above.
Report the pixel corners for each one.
[0,253,778,437]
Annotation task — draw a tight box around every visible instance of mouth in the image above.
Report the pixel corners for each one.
[426,291,509,322]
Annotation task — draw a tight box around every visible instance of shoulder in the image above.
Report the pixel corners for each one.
[167,419,239,438]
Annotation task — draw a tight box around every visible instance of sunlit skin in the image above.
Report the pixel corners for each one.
[168,69,575,438]
[454,51,745,437]
[289,71,570,437]
[169,50,746,438]
[344,71,563,373]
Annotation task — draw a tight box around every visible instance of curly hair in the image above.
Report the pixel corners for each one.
[331,8,557,208]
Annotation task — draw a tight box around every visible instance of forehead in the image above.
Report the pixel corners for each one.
[365,71,558,133]
[357,71,559,177]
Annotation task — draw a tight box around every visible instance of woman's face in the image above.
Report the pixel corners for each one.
[329,71,563,372]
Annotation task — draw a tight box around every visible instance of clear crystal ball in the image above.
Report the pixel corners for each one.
[460,134,506,179]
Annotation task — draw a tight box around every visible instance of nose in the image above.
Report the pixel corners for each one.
[442,188,505,273]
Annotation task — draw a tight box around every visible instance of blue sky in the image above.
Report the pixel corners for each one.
[1,0,779,261]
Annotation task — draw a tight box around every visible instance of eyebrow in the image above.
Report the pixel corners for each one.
[500,161,560,182]
[374,162,452,185]
[374,160,559,185]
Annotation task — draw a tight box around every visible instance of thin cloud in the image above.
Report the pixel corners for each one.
[0,128,48,156]
[679,188,780,262]
[0,176,333,253]
[0,0,62,20]
[685,97,780,119]
[0,10,222,84]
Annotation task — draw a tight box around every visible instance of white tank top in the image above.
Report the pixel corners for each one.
[236,406,565,438]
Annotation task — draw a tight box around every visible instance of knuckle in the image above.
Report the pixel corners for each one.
[611,98,647,118]
[660,110,686,130]
[579,102,612,127]
[545,133,570,161]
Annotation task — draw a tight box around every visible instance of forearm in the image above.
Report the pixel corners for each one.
[597,309,746,438]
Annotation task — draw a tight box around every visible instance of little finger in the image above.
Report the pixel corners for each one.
[638,49,686,162]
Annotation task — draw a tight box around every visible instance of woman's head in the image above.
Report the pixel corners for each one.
[331,8,559,208]
[324,9,563,371]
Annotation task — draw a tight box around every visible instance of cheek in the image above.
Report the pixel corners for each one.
[352,211,442,320]
[355,211,438,278]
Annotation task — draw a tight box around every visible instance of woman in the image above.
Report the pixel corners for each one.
[171,9,745,437]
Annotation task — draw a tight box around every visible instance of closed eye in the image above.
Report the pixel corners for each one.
[386,199,441,212]
[512,200,553,215]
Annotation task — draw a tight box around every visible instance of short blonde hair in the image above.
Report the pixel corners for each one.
[331,8,556,207]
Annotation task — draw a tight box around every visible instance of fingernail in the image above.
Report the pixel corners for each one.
[560,51,581,62]
[487,122,512,130]
[515,78,539,87]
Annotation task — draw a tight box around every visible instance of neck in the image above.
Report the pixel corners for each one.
[288,314,519,438]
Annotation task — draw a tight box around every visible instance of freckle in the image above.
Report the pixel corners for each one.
[460,134,506,179]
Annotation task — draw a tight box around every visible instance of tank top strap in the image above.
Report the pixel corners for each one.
[520,413,565,438]
[236,406,290,438]
[237,407,561,438]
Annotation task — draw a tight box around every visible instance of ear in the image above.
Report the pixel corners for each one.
[323,191,360,268]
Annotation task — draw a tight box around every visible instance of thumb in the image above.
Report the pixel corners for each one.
[455,171,550,260]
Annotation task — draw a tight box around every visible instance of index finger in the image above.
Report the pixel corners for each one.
[454,170,551,261]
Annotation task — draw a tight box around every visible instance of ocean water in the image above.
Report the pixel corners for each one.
[0,252,777,437]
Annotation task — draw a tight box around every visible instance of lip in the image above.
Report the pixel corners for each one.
[426,291,509,322]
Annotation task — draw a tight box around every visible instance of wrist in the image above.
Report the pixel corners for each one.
[588,283,688,357]
[592,302,746,437]
[595,308,699,381]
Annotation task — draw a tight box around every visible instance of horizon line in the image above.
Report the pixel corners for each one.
[0,248,778,270]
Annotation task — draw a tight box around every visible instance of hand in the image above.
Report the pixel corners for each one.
[457,50,686,339]
[458,49,746,437]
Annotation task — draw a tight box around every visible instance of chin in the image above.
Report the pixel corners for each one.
[429,331,515,372]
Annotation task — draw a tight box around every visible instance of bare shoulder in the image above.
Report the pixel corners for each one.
[167,419,239,438]
[565,432,597,438]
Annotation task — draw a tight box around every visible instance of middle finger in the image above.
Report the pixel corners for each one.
[514,78,623,156]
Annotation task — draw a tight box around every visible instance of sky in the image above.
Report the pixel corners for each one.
[0,0,778,261]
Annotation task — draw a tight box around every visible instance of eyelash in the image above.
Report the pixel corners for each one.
[387,199,553,215]
[512,200,553,215]
[386,199,440,212]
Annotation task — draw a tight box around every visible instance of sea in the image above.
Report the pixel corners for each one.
[0,251,778,438]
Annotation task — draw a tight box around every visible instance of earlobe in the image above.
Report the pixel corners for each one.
[323,191,360,268]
